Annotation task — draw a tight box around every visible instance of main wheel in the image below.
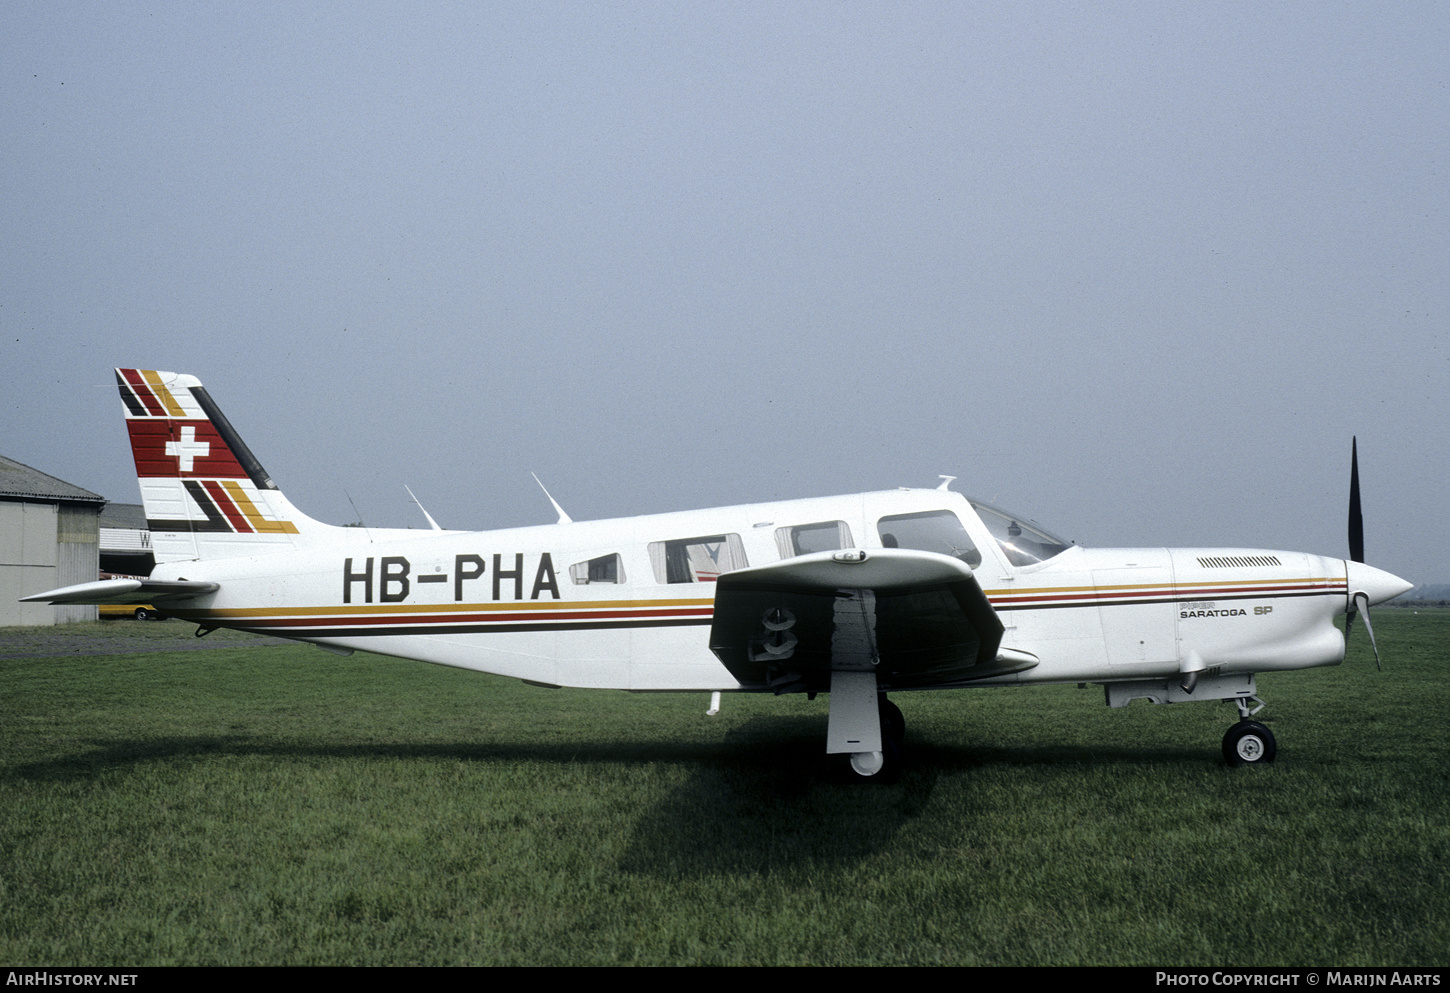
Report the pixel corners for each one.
[1222,721,1277,766]
[846,736,903,784]
[879,697,905,745]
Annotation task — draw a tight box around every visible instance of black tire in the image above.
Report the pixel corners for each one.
[134,607,152,621]
[879,697,905,745]
[1222,721,1277,766]
[876,735,903,783]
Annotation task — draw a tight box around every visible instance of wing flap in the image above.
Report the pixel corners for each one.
[20,578,220,605]
[709,548,1019,691]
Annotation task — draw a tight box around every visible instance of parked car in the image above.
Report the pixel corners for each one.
[97,572,163,620]
[99,603,161,620]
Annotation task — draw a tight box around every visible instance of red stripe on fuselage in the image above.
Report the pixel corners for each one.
[233,605,717,630]
[988,580,1345,609]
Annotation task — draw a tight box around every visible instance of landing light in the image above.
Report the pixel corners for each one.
[833,550,868,564]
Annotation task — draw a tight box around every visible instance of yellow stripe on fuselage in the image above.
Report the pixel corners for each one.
[981,577,1342,597]
[187,597,717,619]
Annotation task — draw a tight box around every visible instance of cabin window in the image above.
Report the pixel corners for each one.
[969,501,1072,566]
[876,510,981,568]
[774,521,854,559]
[570,553,625,585]
[648,534,748,584]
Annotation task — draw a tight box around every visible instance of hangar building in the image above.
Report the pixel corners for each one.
[98,502,154,577]
[0,455,106,626]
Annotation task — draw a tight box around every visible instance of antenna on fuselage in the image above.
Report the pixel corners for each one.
[937,475,957,491]
[343,490,373,539]
[532,473,573,525]
[405,485,443,531]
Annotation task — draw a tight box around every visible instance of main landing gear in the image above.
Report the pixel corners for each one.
[845,696,906,783]
[1222,696,1277,766]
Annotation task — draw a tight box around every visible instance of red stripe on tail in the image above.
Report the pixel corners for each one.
[126,420,249,478]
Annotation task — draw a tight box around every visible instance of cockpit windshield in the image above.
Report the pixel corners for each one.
[969,501,1073,567]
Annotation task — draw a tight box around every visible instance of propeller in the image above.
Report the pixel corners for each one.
[1344,436,1381,669]
[1348,437,1363,564]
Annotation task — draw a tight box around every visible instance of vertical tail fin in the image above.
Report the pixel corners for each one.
[116,369,335,562]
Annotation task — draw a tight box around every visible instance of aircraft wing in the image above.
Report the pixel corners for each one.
[20,578,220,606]
[708,548,1031,692]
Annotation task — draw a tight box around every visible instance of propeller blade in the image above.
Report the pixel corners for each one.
[1348,436,1364,564]
[1353,591,1381,671]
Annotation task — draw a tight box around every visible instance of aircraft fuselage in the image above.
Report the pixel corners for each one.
[151,487,1360,694]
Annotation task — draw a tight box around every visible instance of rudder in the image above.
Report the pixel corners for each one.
[116,369,334,562]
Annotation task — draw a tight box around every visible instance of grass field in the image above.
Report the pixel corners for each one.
[1,613,1446,966]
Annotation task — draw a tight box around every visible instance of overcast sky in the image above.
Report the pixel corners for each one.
[3,2,1446,584]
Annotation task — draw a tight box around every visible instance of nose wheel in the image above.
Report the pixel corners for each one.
[1222,720,1277,766]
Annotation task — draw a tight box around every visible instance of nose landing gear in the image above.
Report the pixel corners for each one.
[1222,696,1276,766]
[1222,721,1277,765]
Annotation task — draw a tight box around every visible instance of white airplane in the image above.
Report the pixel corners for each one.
[24,369,1412,781]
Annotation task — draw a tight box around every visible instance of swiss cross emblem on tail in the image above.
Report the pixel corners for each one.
[165,425,211,472]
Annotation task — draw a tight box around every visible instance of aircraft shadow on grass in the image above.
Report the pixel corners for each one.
[11,714,1214,875]
[7,712,1213,785]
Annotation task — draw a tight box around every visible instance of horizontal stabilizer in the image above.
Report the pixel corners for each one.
[21,578,220,606]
